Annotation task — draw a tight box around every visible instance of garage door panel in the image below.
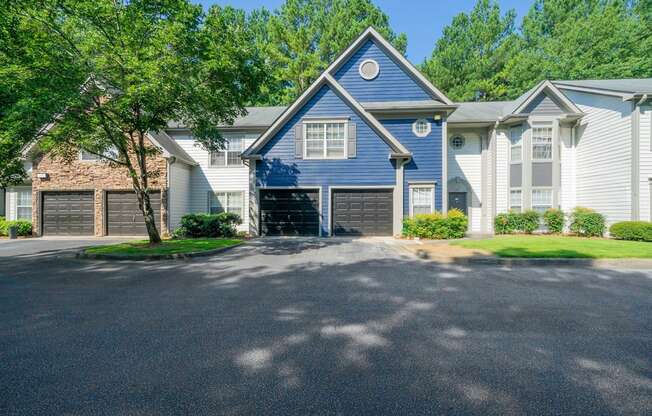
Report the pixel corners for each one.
[332,189,393,236]
[106,191,161,236]
[42,192,95,236]
[260,189,320,236]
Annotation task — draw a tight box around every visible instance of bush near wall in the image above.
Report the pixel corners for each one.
[570,207,606,237]
[494,210,540,234]
[402,209,468,239]
[609,221,652,242]
[543,208,565,234]
[173,213,242,238]
[0,217,33,237]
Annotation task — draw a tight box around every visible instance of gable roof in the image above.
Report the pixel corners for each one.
[553,78,652,97]
[167,106,287,130]
[448,101,513,123]
[146,131,197,165]
[508,80,582,116]
[244,27,453,158]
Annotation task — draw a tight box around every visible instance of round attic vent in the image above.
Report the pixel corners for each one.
[359,59,379,80]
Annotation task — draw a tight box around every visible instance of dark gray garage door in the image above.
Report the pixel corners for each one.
[106,191,161,236]
[260,189,320,236]
[332,189,393,236]
[42,192,95,236]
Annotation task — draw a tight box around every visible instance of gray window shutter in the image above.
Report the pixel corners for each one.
[295,124,303,159]
[347,123,356,158]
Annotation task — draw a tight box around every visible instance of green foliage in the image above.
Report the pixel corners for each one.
[251,0,407,105]
[420,0,518,101]
[402,209,468,239]
[494,210,540,234]
[543,208,565,234]
[609,221,652,242]
[0,218,32,236]
[176,213,242,238]
[570,207,605,237]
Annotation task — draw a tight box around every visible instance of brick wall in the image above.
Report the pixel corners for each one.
[32,147,168,237]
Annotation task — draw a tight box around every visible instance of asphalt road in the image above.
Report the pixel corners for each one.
[1,238,651,415]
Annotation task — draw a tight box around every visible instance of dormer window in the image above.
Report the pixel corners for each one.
[359,59,379,80]
[412,119,431,137]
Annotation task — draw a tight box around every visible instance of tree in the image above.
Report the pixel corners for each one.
[6,0,264,243]
[420,0,518,102]
[501,0,652,97]
[251,0,407,105]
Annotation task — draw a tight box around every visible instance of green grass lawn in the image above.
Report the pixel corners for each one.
[85,238,241,257]
[452,235,652,258]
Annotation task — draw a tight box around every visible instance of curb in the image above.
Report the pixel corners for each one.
[413,249,652,269]
[76,241,245,261]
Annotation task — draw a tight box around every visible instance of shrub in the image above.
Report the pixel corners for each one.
[494,210,540,234]
[0,219,32,237]
[177,212,242,238]
[543,208,565,234]
[402,209,468,239]
[521,210,541,234]
[609,221,652,242]
[570,207,605,237]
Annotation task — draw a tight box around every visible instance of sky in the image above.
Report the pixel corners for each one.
[194,0,533,63]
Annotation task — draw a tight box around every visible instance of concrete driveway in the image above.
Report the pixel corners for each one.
[1,238,651,415]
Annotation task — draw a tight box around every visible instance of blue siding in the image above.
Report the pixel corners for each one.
[381,118,443,214]
[258,85,396,235]
[334,40,432,103]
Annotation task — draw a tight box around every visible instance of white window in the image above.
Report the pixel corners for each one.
[410,185,434,216]
[510,189,522,212]
[208,191,244,218]
[210,136,244,167]
[304,122,346,159]
[79,147,118,161]
[412,119,431,137]
[16,190,32,220]
[532,127,553,160]
[531,188,553,213]
[510,126,522,162]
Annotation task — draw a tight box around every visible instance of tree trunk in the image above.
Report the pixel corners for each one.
[136,187,161,244]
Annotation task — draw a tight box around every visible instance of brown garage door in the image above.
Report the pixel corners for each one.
[332,189,393,236]
[106,191,161,236]
[42,192,95,236]
[260,189,320,236]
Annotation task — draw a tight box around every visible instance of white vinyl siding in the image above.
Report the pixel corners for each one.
[495,130,510,214]
[563,90,632,225]
[168,162,191,230]
[172,132,255,232]
[447,130,483,232]
[559,125,576,213]
[640,104,652,221]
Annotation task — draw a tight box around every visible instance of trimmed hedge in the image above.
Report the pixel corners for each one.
[494,210,540,234]
[609,221,652,242]
[402,209,468,239]
[543,208,565,234]
[173,212,242,238]
[570,207,605,237]
[0,217,33,237]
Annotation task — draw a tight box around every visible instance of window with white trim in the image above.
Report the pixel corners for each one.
[510,126,522,162]
[410,185,434,215]
[210,136,244,167]
[79,147,118,161]
[412,119,431,137]
[510,189,522,213]
[531,188,553,213]
[304,122,346,159]
[16,189,32,220]
[532,127,553,160]
[208,191,244,219]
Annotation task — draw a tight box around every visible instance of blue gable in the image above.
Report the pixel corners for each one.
[381,118,443,213]
[334,40,433,103]
[257,85,397,235]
